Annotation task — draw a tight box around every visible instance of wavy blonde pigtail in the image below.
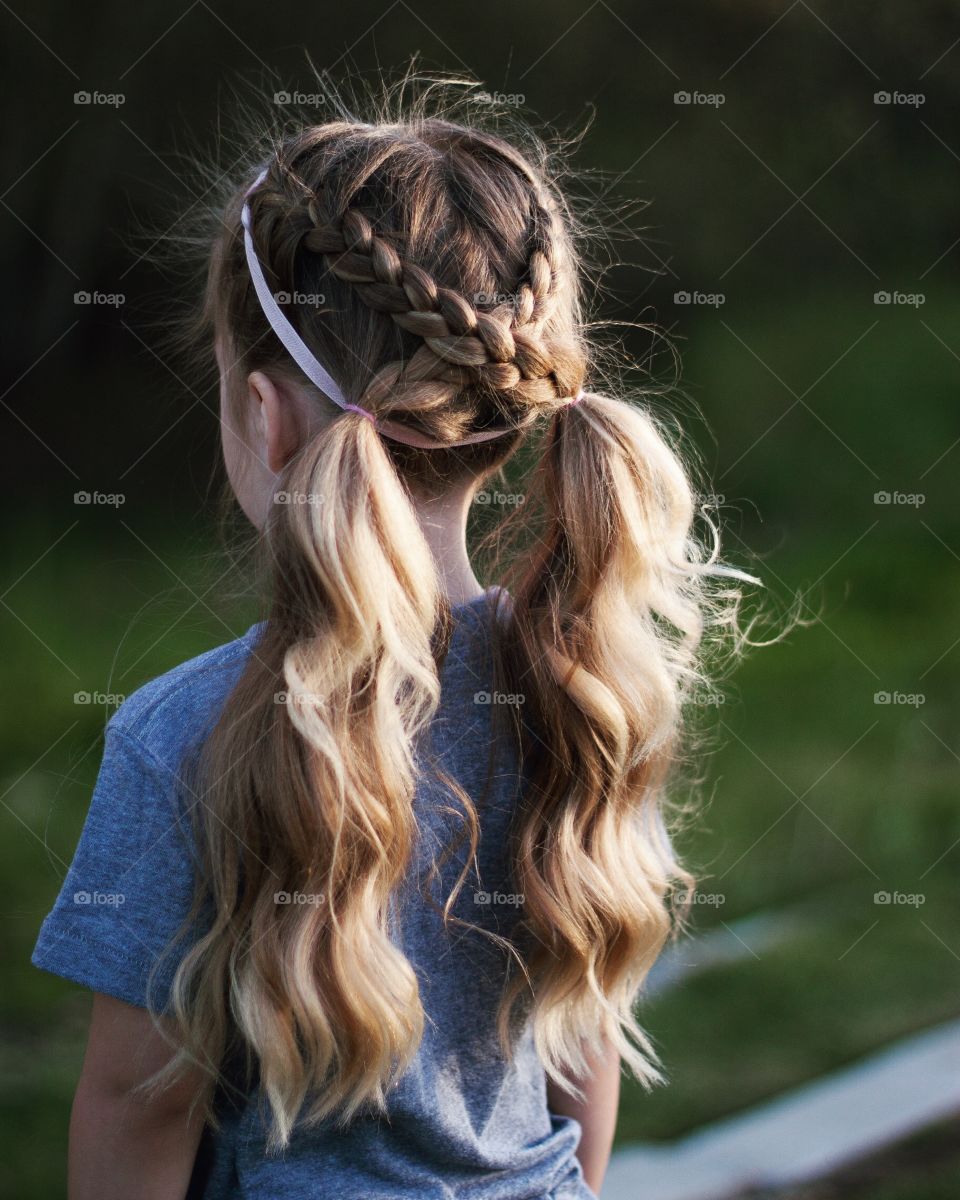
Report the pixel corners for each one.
[493,389,748,1094]
[163,413,448,1149]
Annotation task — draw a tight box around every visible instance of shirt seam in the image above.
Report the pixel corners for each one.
[36,920,169,970]
[105,721,196,789]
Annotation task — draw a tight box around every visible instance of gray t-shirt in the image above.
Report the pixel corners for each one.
[32,588,597,1200]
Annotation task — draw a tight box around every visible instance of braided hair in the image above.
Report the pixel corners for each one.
[224,121,586,468]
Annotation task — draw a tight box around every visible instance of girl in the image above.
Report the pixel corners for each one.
[33,91,752,1200]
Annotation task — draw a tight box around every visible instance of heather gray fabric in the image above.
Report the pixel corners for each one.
[32,588,597,1200]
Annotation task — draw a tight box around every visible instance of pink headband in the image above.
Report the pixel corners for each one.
[240,167,583,449]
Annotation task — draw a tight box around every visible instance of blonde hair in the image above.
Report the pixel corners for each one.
[146,75,761,1150]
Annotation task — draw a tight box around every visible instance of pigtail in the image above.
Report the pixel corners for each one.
[168,414,449,1149]
[496,389,747,1094]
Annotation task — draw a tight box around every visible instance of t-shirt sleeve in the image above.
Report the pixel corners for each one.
[31,722,206,1013]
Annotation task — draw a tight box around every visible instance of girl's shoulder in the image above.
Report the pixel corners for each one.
[106,622,264,776]
[106,592,505,778]
[31,622,265,1012]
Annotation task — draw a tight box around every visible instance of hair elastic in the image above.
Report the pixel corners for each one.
[240,167,583,449]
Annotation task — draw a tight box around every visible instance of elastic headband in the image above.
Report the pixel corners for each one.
[240,167,583,449]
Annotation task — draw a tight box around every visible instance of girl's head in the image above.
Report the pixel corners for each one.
[209,118,587,530]
[151,83,758,1150]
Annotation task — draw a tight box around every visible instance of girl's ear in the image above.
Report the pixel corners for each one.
[247,371,305,474]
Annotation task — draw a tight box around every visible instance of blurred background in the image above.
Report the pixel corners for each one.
[2,2,958,1197]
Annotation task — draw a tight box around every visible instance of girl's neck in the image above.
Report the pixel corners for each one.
[411,484,486,608]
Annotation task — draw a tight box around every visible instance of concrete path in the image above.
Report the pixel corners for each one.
[602,1018,960,1199]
